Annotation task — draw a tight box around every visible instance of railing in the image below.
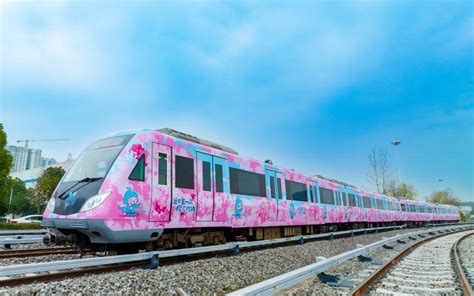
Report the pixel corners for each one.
[0,229,48,246]
[0,224,407,277]
[0,230,48,236]
[227,224,473,296]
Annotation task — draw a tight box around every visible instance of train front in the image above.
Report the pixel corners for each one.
[42,131,159,250]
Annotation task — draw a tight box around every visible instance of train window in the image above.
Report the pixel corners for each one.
[270,176,276,199]
[376,199,383,210]
[285,180,308,201]
[129,154,145,181]
[230,168,266,197]
[348,194,357,207]
[175,155,194,189]
[356,195,362,207]
[310,185,314,202]
[202,161,211,191]
[371,198,376,208]
[319,187,334,205]
[341,192,348,206]
[277,178,283,199]
[401,204,406,212]
[158,153,167,185]
[362,196,371,209]
[215,164,223,193]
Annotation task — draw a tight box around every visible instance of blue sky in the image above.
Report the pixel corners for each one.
[1,1,472,201]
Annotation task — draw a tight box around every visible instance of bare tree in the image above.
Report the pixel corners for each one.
[386,181,416,200]
[367,147,393,194]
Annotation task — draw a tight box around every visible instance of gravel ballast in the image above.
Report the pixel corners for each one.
[0,228,419,295]
[278,235,416,295]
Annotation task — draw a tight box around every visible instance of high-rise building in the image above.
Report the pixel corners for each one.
[6,145,43,172]
[41,157,57,167]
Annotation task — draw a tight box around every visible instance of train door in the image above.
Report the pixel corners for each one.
[212,156,228,222]
[265,169,278,221]
[150,143,172,222]
[196,152,228,222]
[276,172,285,221]
[308,183,317,221]
[196,152,214,221]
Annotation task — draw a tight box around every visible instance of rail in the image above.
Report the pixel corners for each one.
[453,232,473,296]
[227,224,473,296]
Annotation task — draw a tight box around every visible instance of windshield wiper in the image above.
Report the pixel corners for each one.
[57,177,103,200]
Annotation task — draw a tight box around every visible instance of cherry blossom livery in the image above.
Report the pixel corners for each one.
[42,128,460,251]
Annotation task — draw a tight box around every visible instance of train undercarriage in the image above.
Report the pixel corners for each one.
[43,220,456,254]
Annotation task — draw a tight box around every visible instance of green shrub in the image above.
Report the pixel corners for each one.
[0,222,45,230]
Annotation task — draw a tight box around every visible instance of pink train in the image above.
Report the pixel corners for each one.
[42,129,460,250]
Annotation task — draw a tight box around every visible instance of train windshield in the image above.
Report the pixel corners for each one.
[62,135,132,183]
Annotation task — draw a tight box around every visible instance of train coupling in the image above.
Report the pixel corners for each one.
[43,229,76,246]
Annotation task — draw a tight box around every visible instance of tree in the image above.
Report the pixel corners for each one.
[7,178,36,216]
[427,189,461,207]
[33,167,65,212]
[386,181,416,200]
[0,124,13,216]
[367,147,393,194]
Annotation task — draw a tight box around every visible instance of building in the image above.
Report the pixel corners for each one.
[6,145,43,173]
[41,157,57,167]
[10,158,74,188]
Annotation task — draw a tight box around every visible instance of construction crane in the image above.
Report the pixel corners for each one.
[17,138,70,149]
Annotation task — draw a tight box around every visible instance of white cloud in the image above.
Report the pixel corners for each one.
[1,2,108,92]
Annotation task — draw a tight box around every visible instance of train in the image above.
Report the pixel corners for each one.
[42,128,460,251]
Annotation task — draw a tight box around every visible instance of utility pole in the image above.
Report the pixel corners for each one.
[391,140,401,184]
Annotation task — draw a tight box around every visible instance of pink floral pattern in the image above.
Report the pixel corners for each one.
[43,130,460,234]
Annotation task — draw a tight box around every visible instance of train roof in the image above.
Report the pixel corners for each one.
[152,128,456,210]
[156,128,238,155]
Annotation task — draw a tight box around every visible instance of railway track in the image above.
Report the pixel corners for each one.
[0,224,468,290]
[351,230,474,296]
[0,247,81,259]
[0,225,409,288]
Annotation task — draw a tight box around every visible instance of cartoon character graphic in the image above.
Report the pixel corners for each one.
[297,205,305,215]
[234,196,243,218]
[118,187,141,216]
[64,191,77,208]
[290,202,296,219]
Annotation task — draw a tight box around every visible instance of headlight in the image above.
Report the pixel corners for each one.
[80,192,111,212]
[46,197,55,212]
